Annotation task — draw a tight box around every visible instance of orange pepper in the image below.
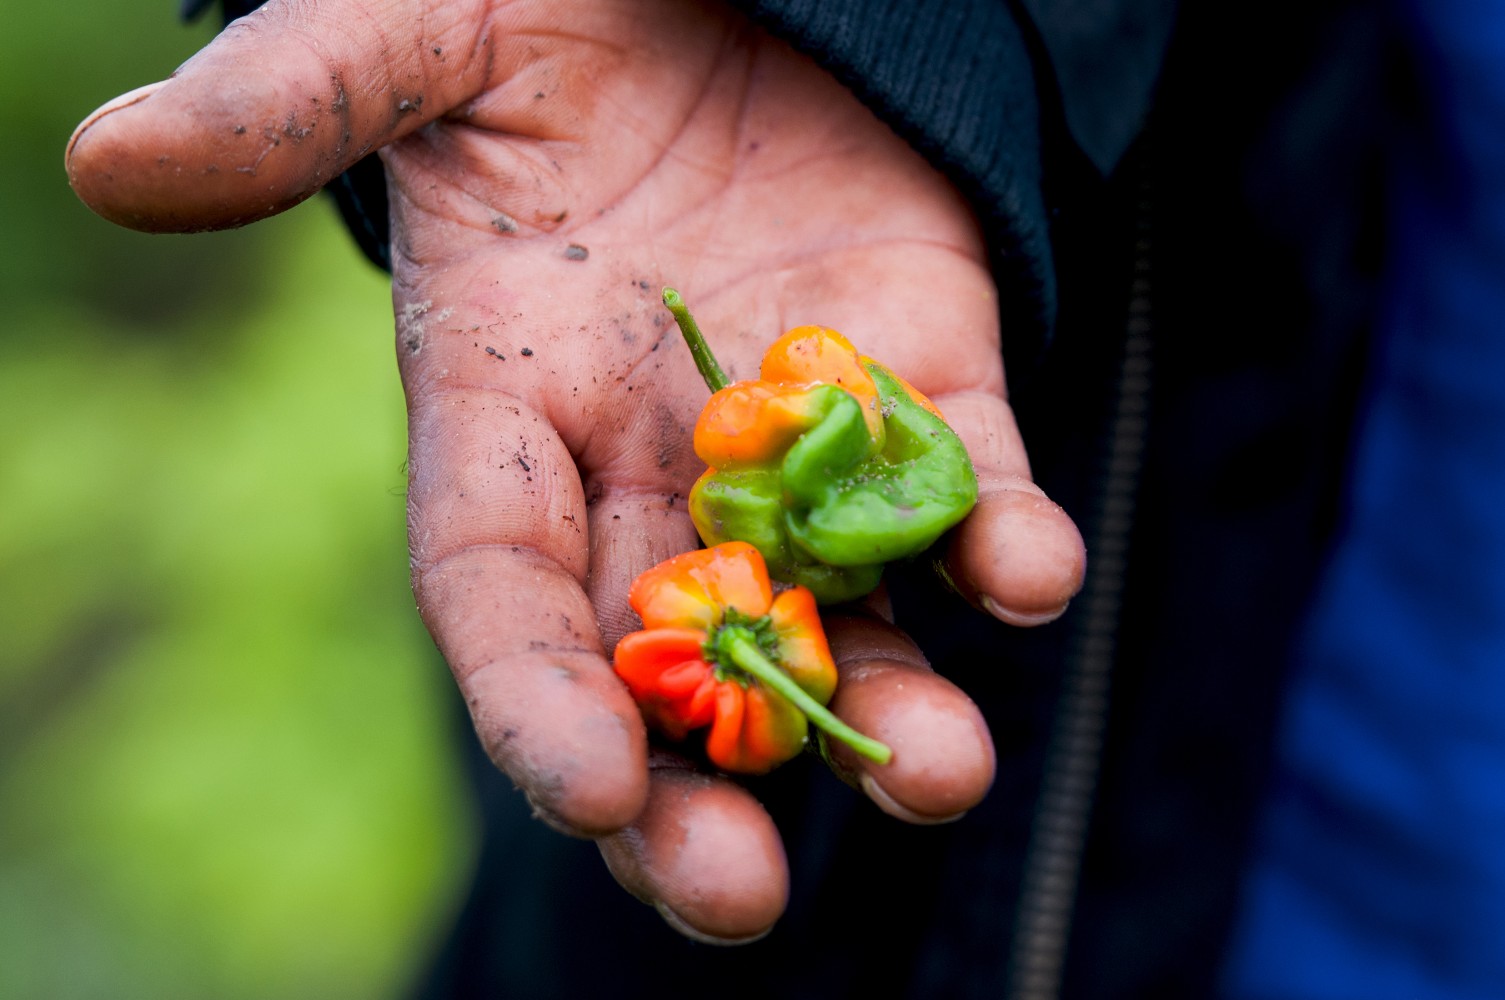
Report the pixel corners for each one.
[663,289,977,605]
[694,326,885,469]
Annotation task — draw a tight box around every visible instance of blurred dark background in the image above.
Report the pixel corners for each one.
[0,7,473,998]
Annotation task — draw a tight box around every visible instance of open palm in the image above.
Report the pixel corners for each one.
[68,0,1083,943]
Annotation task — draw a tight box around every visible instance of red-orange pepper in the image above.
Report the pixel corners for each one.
[613,541,891,774]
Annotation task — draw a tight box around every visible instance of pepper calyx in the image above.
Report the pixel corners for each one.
[702,609,781,686]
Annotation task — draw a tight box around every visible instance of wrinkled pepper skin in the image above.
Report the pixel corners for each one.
[685,323,979,604]
[612,541,838,774]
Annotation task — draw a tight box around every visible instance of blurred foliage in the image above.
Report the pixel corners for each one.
[0,5,473,999]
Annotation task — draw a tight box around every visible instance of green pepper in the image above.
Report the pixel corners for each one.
[664,289,979,604]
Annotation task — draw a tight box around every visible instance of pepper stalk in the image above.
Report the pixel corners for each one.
[710,621,891,765]
[663,287,729,392]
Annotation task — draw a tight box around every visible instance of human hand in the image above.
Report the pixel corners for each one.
[67,0,1085,943]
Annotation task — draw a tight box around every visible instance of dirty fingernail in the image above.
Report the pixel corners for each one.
[67,80,170,164]
[981,594,1068,628]
[654,902,773,946]
[860,772,967,826]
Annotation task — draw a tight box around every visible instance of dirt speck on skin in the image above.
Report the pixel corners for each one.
[521,347,534,357]
[564,244,589,261]
[283,110,314,142]
[654,406,686,470]
[492,212,518,234]
[398,300,434,354]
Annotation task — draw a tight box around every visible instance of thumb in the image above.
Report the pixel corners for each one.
[66,0,489,232]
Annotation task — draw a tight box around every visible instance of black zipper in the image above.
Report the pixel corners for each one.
[1004,148,1155,1000]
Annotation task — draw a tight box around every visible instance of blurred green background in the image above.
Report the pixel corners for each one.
[1,5,474,999]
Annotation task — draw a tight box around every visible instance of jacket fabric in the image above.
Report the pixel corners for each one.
[1220,3,1505,996]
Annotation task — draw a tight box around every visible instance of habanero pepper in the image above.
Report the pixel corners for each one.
[663,288,979,604]
[612,541,890,774]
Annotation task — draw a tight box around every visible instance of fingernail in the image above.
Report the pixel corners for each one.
[860,773,966,826]
[980,594,1068,628]
[654,902,773,946]
[67,80,170,165]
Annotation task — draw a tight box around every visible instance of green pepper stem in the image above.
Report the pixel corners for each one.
[662,287,730,393]
[720,629,893,765]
